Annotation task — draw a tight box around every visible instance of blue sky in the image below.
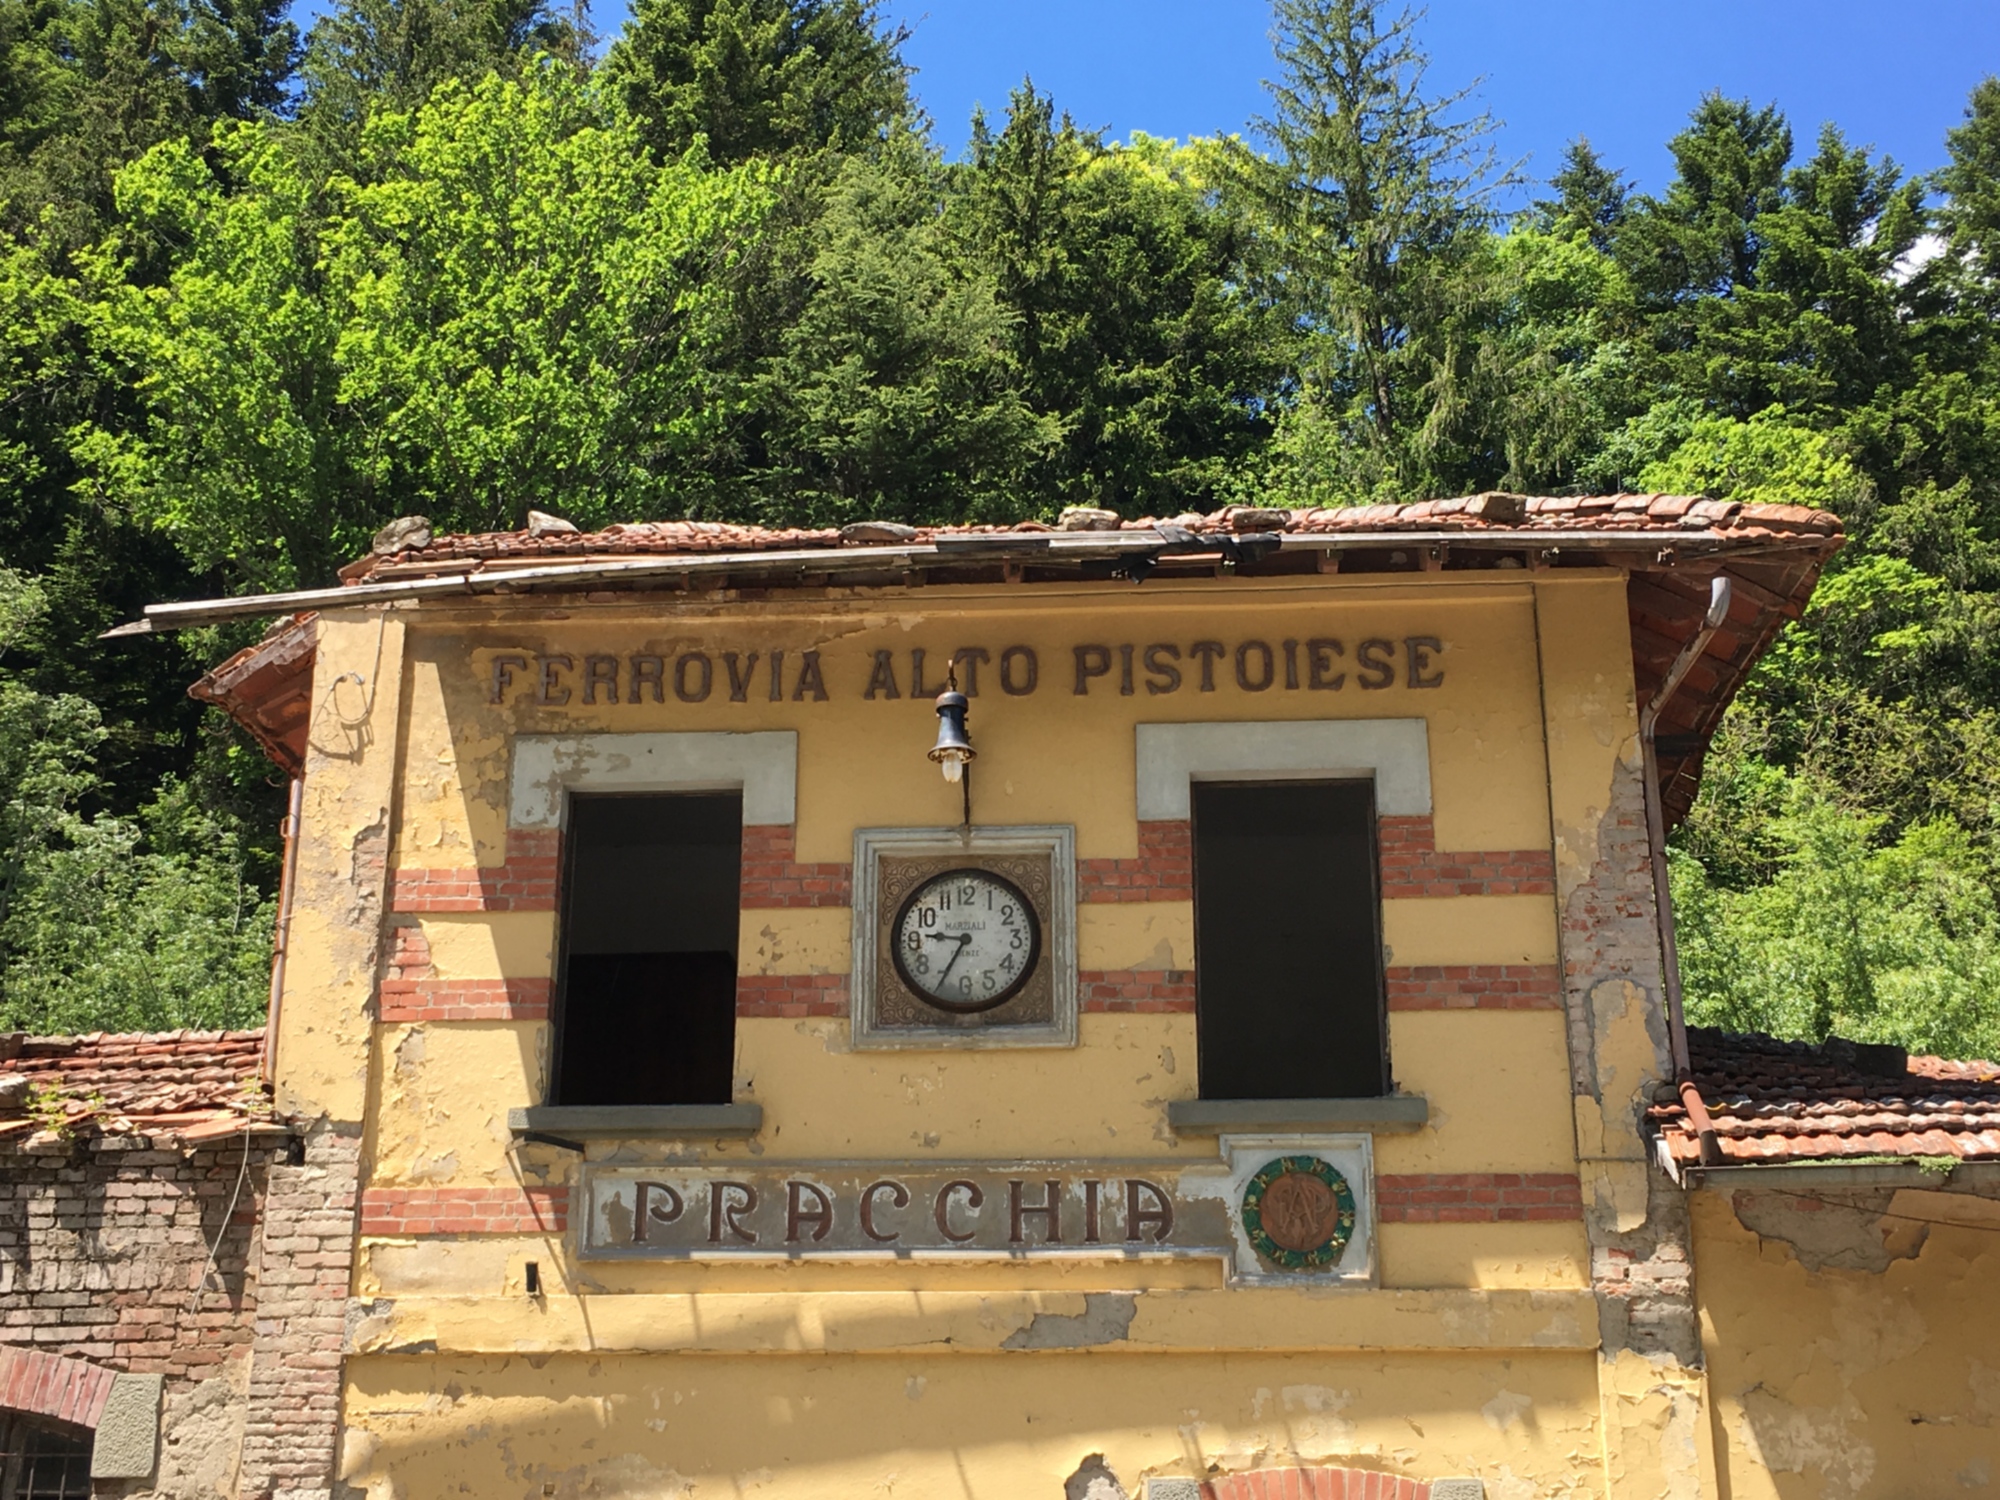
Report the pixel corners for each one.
[555,0,1999,196]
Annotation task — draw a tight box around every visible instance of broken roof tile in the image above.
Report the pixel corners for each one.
[0,1030,275,1147]
[1651,1028,2000,1169]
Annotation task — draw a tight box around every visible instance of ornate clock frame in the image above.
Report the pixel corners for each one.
[849,825,1077,1050]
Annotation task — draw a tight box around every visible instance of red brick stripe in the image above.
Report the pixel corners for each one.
[736,973,848,1017]
[1378,815,1555,897]
[1079,969,1195,1012]
[1376,1173,1583,1223]
[1201,1469,1431,1500]
[360,1186,569,1236]
[0,1349,117,1430]
[1385,964,1562,1010]
[740,824,852,908]
[378,978,553,1022]
[1078,821,1193,902]
[389,829,560,913]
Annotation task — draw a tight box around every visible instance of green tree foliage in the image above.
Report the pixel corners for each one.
[1231,0,1516,500]
[953,94,1288,512]
[601,0,907,164]
[6,0,2000,1055]
[0,570,272,1033]
[78,68,773,585]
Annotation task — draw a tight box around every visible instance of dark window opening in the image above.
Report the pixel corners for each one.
[553,792,742,1106]
[0,1413,92,1499]
[1191,780,1388,1099]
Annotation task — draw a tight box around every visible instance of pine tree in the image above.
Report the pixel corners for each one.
[1234,0,1515,486]
[602,0,908,165]
[1531,139,1628,251]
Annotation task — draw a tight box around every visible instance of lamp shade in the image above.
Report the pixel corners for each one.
[928,687,975,782]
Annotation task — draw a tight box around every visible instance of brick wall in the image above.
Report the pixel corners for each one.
[388,829,560,913]
[739,825,852,908]
[1377,1172,1585,1223]
[377,923,552,1022]
[0,1134,278,1379]
[0,1129,304,1493]
[236,1122,360,1500]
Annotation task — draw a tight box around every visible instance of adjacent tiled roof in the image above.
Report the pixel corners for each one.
[342,495,1841,579]
[0,1030,277,1146]
[1652,1028,2000,1168]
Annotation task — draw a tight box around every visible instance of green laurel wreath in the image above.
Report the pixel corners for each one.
[1240,1154,1358,1270]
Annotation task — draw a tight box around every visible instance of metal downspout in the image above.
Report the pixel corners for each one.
[1639,574,1732,1168]
[262,776,304,1088]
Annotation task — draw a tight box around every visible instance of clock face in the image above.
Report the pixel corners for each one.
[890,868,1042,1013]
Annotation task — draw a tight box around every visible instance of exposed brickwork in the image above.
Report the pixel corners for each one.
[1078,969,1196,1012]
[1385,964,1563,1011]
[237,1122,359,1500]
[378,979,552,1022]
[358,1184,568,1236]
[1377,815,1556,897]
[376,921,550,1020]
[0,1136,277,1379]
[1377,1172,1584,1223]
[1200,1467,1433,1499]
[739,824,852,908]
[1078,820,1192,902]
[0,1348,116,1429]
[1555,755,1703,1367]
[736,973,848,1017]
[387,829,560,912]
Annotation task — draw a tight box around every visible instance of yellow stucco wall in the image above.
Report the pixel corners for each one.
[1695,1185,2000,1499]
[269,570,1985,1500]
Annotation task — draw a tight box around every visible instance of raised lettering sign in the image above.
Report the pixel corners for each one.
[580,1136,1378,1286]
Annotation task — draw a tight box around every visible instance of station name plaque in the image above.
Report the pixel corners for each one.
[579,1135,1376,1285]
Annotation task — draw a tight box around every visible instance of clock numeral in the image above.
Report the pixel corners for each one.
[919,907,937,929]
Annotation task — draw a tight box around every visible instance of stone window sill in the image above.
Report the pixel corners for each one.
[507,1104,763,1140]
[1164,1095,1428,1134]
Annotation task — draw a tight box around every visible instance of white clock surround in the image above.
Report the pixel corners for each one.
[850,825,1078,1050]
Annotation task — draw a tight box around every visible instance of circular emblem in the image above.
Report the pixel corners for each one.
[1241,1155,1357,1270]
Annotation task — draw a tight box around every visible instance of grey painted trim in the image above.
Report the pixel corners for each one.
[510,731,797,827]
[1691,1160,2000,1193]
[850,825,1078,1050]
[89,1372,161,1479]
[1167,1095,1430,1134]
[508,1104,764,1138]
[1134,720,1432,820]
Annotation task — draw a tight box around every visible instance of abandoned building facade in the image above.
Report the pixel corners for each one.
[0,496,1997,1499]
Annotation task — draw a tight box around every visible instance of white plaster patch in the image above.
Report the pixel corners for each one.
[1277,1383,1358,1453]
[1480,1390,1533,1433]
[1738,1391,1877,1500]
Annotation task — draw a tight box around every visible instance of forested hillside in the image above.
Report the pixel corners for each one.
[0,0,1996,1056]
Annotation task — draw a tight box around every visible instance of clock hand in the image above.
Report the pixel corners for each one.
[934,932,973,981]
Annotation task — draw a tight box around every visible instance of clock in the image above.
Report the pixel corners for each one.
[851,825,1076,1048]
[890,868,1042,1013]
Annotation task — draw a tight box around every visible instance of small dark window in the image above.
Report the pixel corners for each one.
[553,792,742,1106]
[1191,780,1388,1099]
[0,1414,92,1499]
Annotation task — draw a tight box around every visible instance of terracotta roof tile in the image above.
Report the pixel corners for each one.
[0,1030,274,1146]
[341,495,1842,581]
[1651,1028,2000,1168]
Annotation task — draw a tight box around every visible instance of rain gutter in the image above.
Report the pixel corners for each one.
[1639,573,1732,1169]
